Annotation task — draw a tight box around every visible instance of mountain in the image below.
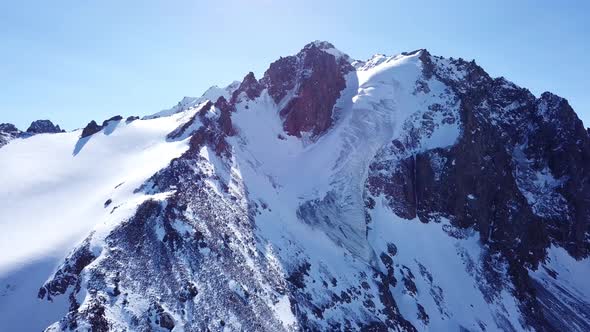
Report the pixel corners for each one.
[0,123,22,148]
[0,41,589,332]
[0,120,64,148]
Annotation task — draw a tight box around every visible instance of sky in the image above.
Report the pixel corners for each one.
[1,0,588,130]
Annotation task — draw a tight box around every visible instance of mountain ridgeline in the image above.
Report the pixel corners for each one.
[1,41,589,332]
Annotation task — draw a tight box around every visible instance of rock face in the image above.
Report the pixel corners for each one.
[214,96,236,137]
[126,115,139,123]
[101,115,123,127]
[79,116,123,138]
[0,123,22,148]
[4,42,588,331]
[366,52,590,330]
[26,120,64,134]
[80,120,103,138]
[231,72,263,104]
[369,53,590,261]
[1,120,64,148]
[262,41,354,138]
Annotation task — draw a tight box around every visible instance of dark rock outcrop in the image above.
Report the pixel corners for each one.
[26,120,64,134]
[0,123,20,134]
[126,115,139,123]
[102,115,123,127]
[79,116,123,138]
[80,120,103,138]
[214,96,236,137]
[168,96,236,159]
[230,72,263,104]
[1,120,64,148]
[38,240,96,301]
[0,123,23,147]
[189,105,234,158]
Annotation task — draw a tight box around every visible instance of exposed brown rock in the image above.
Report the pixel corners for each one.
[214,96,236,137]
[262,42,354,138]
[262,55,299,103]
[230,72,263,104]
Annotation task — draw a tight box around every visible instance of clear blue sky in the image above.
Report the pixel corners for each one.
[1,0,588,130]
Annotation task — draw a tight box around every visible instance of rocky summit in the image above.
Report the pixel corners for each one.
[0,41,589,332]
[26,120,65,135]
[0,119,64,147]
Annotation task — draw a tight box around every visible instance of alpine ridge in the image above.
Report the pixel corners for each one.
[0,41,589,332]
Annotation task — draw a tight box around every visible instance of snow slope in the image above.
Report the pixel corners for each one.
[231,51,446,260]
[0,113,193,330]
[229,50,522,330]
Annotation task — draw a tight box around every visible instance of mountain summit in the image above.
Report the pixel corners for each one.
[1,42,589,331]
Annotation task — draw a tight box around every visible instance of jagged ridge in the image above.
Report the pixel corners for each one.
[0,41,588,332]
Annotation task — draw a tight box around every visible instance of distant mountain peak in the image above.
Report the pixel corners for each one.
[26,119,64,134]
[305,40,337,49]
[299,40,352,64]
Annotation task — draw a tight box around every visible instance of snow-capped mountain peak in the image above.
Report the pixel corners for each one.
[302,40,353,62]
[1,41,589,332]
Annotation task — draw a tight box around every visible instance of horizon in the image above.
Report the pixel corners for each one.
[1,0,589,130]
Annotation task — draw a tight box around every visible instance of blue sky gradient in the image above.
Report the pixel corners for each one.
[1,0,588,129]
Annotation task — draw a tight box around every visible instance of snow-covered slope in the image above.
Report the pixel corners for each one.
[1,41,589,331]
[0,113,193,330]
